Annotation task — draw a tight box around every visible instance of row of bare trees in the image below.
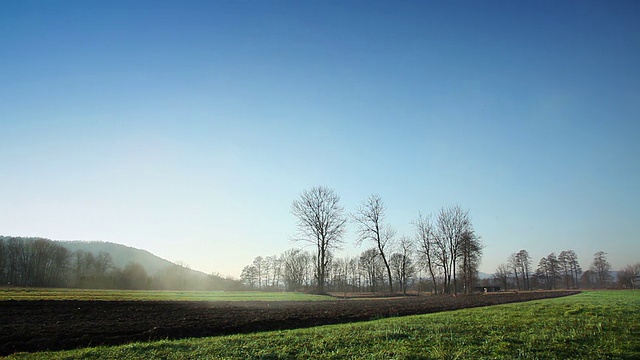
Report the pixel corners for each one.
[0,237,70,287]
[241,246,419,293]
[494,249,636,290]
[413,207,482,295]
[495,249,583,290]
[243,186,483,294]
[69,249,116,288]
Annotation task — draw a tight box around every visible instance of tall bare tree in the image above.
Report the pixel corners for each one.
[507,253,521,290]
[353,194,396,293]
[436,205,471,294]
[494,263,510,290]
[358,248,384,292]
[291,186,347,294]
[536,253,560,290]
[591,251,611,288]
[95,251,113,279]
[558,250,575,289]
[347,257,360,292]
[459,229,483,294]
[565,250,582,289]
[252,256,266,289]
[6,238,23,285]
[48,245,70,287]
[413,212,439,294]
[331,257,354,294]
[390,236,415,295]
[72,250,95,288]
[265,255,282,289]
[515,250,531,290]
[282,248,311,291]
[240,264,258,289]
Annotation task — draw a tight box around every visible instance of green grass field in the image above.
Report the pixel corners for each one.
[0,288,333,301]
[6,290,640,359]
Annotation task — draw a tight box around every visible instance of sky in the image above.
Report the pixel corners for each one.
[1,1,639,278]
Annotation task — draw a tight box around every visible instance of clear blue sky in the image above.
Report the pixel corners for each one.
[1,1,639,277]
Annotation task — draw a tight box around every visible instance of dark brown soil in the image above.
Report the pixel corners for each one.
[0,291,578,355]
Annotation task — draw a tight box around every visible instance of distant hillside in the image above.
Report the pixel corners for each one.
[0,236,242,290]
[56,240,205,277]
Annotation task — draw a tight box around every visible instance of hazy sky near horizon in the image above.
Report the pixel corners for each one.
[1,1,639,277]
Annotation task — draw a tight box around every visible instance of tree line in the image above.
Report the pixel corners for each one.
[493,249,639,290]
[241,186,638,294]
[0,237,242,290]
[242,186,484,295]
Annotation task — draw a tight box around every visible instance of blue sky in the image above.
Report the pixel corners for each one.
[1,1,639,277]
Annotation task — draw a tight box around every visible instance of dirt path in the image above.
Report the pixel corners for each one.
[0,291,578,355]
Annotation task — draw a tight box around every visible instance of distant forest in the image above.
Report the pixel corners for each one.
[0,236,242,291]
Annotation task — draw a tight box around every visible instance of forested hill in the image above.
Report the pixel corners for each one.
[0,236,242,290]
[0,236,203,277]
[56,240,192,277]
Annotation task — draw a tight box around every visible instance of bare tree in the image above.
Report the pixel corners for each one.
[330,257,352,294]
[459,229,483,294]
[49,245,71,287]
[507,253,521,290]
[558,250,574,289]
[291,186,347,294]
[72,250,95,288]
[347,257,360,292]
[494,263,510,290]
[515,250,531,290]
[535,256,550,289]
[536,253,560,290]
[26,239,53,287]
[436,205,471,294]
[547,253,560,289]
[240,264,258,289]
[251,256,266,289]
[565,250,582,289]
[282,248,311,291]
[265,255,282,289]
[591,251,611,288]
[617,263,640,289]
[95,251,113,279]
[353,194,396,293]
[413,212,439,294]
[358,248,384,292]
[390,236,415,295]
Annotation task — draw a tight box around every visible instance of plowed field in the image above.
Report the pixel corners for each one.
[0,291,578,355]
